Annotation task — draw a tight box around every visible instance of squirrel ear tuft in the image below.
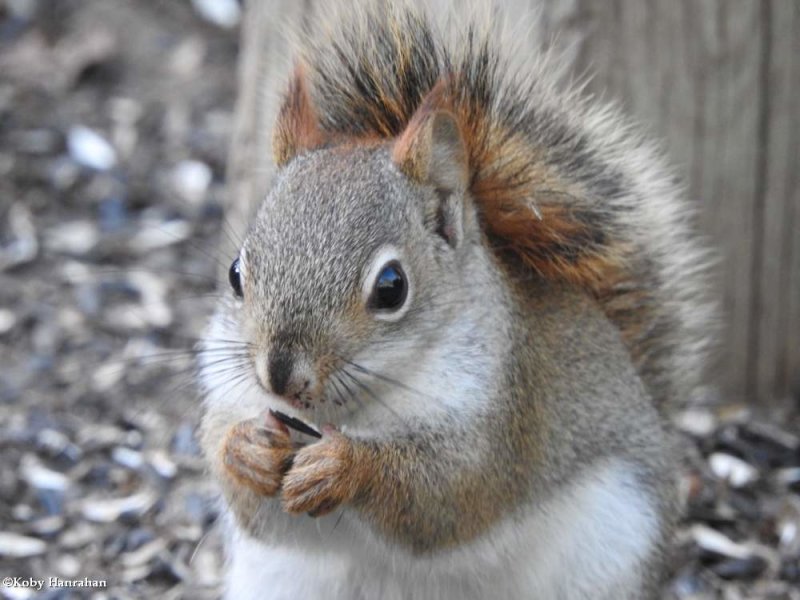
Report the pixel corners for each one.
[393,108,471,248]
[392,109,468,192]
[273,66,326,167]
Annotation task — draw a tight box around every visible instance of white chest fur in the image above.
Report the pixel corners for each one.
[222,460,658,600]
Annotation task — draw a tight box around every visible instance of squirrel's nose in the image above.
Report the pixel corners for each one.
[267,349,293,396]
[261,348,314,399]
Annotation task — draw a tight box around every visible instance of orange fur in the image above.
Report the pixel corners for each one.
[222,418,294,497]
[273,65,329,167]
[281,429,370,517]
[391,81,452,181]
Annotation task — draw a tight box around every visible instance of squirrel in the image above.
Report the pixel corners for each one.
[198,3,714,599]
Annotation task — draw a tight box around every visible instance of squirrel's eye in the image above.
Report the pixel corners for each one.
[229,258,244,298]
[369,261,407,312]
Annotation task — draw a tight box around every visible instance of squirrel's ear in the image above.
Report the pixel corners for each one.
[393,110,468,191]
[273,66,326,167]
[393,110,470,247]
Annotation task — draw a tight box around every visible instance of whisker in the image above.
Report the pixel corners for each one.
[220,216,246,251]
[327,510,346,539]
[343,359,436,403]
[339,367,408,428]
[142,222,234,275]
[328,374,348,407]
[206,365,254,397]
[91,267,222,286]
[337,373,366,417]
[334,372,357,407]
[170,334,255,348]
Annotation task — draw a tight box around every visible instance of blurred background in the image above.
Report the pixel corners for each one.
[0,0,798,599]
[0,0,238,597]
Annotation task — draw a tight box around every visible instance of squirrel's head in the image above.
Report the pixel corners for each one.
[224,80,489,417]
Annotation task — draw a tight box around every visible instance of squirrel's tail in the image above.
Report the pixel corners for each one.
[275,1,716,408]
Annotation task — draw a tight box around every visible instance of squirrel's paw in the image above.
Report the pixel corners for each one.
[281,426,363,517]
[221,414,294,497]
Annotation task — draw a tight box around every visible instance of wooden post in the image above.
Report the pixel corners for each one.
[556,0,800,408]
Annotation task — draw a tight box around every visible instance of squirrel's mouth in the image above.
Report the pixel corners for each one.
[265,384,346,413]
[287,395,313,411]
[255,374,356,424]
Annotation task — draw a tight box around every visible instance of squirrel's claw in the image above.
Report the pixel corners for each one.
[222,416,294,497]
[281,429,360,517]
